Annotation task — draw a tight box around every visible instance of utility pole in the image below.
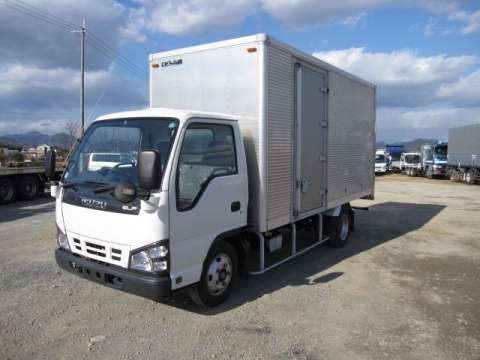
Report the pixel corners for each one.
[80,17,86,136]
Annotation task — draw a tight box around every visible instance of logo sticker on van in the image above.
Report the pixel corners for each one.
[161,59,183,67]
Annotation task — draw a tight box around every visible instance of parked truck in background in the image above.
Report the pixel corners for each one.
[400,152,421,176]
[386,144,404,172]
[50,34,376,307]
[375,149,390,174]
[418,143,448,178]
[447,123,480,185]
[0,164,63,204]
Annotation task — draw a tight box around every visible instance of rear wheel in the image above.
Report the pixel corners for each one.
[0,178,16,204]
[326,205,351,248]
[189,241,238,307]
[465,170,475,185]
[17,176,40,200]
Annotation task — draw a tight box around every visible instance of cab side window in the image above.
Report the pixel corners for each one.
[176,123,237,211]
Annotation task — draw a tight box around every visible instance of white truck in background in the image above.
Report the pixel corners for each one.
[375,149,390,174]
[49,34,376,307]
[400,152,421,176]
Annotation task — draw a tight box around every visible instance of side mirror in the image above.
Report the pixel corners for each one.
[45,149,56,181]
[138,150,161,190]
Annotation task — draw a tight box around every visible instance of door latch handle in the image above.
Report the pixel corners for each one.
[231,201,241,212]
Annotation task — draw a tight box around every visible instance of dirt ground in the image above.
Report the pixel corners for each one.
[0,175,479,360]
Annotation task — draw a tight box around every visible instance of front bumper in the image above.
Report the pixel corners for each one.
[55,249,171,302]
[375,168,387,174]
[433,167,446,175]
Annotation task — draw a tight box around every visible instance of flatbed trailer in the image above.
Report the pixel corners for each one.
[0,165,63,204]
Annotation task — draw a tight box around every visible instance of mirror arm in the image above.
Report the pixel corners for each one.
[138,188,151,201]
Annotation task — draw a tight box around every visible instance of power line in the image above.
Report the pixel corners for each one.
[88,33,146,75]
[4,0,79,31]
[3,0,147,80]
[86,40,147,80]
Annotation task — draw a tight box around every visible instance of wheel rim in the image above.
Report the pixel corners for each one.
[0,183,14,201]
[25,182,37,197]
[466,172,472,183]
[339,213,349,242]
[206,253,233,296]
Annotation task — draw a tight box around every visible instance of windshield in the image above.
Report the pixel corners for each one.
[434,145,447,160]
[389,152,401,161]
[405,155,420,163]
[375,154,386,163]
[63,118,178,187]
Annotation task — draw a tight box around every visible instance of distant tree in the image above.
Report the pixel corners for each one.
[64,120,80,151]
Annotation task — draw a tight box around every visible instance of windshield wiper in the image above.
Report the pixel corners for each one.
[93,185,116,194]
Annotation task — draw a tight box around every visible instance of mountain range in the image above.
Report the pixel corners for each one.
[0,131,74,149]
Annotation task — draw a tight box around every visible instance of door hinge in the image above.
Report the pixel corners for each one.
[320,87,330,94]
[320,120,328,128]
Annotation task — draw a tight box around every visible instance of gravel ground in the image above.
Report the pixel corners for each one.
[1,176,479,360]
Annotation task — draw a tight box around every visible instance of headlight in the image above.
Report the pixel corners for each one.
[57,225,70,250]
[433,164,443,169]
[130,241,169,273]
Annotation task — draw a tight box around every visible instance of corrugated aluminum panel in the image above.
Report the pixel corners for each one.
[266,46,293,229]
[447,123,480,168]
[326,72,375,207]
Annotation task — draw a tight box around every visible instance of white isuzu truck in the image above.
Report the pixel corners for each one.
[49,34,376,307]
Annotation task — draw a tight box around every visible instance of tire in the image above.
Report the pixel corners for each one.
[0,178,16,204]
[426,167,433,179]
[411,168,417,177]
[17,176,40,200]
[465,170,475,185]
[406,168,411,176]
[326,205,351,248]
[189,241,238,307]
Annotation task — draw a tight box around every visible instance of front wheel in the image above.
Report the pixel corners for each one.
[189,241,238,307]
[465,170,475,185]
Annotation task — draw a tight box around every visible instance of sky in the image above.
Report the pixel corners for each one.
[0,0,479,142]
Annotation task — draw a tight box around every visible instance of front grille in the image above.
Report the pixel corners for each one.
[69,234,129,268]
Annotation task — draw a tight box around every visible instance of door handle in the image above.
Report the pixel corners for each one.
[231,201,241,212]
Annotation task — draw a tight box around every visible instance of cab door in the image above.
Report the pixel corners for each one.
[168,119,248,289]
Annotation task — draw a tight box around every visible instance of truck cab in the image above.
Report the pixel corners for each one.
[400,152,421,176]
[375,150,389,174]
[421,143,448,178]
[54,109,249,306]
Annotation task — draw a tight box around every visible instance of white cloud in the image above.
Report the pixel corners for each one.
[377,106,480,141]
[424,18,437,37]
[341,11,367,28]
[449,10,480,34]
[260,0,462,30]
[436,70,480,106]
[313,47,478,107]
[137,0,256,35]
